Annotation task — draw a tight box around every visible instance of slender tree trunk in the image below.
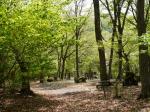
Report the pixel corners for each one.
[40,71,44,83]
[74,1,80,82]
[117,34,123,80]
[107,0,117,80]
[116,1,128,80]
[137,0,150,98]
[61,58,66,80]
[0,72,5,89]
[59,46,63,79]
[117,7,123,80]
[0,52,7,88]
[75,30,80,79]
[108,36,114,79]
[126,58,130,74]
[93,0,108,81]
[108,21,116,79]
[124,54,130,75]
[57,49,61,79]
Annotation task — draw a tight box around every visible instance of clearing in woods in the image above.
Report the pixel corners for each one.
[1,80,150,112]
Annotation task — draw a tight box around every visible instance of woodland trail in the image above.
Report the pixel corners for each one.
[2,80,150,112]
[31,80,98,96]
[30,81,148,112]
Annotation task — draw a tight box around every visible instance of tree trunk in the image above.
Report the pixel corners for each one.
[67,72,71,80]
[117,34,123,80]
[93,0,108,81]
[12,47,32,95]
[16,60,32,95]
[21,72,31,95]
[125,54,130,74]
[108,1,117,80]
[19,61,32,95]
[139,45,150,98]
[137,0,150,98]
[40,71,44,83]
[59,46,63,79]
[116,1,125,80]
[75,32,80,79]
[108,21,116,79]
[0,52,7,88]
[61,58,66,80]
[74,1,80,82]
[108,37,114,79]
[57,49,61,79]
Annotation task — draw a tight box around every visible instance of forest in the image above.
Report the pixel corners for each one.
[0,0,150,112]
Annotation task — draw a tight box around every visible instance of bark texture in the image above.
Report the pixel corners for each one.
[137,0,150,98]
[93,0,108,81]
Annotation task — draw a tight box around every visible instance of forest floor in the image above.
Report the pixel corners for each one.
[1,80,150,112]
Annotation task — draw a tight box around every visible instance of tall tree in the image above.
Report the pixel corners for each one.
[75,0,80,80]
[74,0,91,81]
[64,0,91,81]
[93,0,108,81]
[99,0,118,79]
[99,0,132,80]
[137,0,150,98]
[116,0,132,80]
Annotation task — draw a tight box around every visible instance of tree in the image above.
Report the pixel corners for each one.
[93,0,108,81]
[99,0,132,80]
[0,0,70,94]
[57,34,76,79]
[74,0,91,81]
[115,0,132,80]
[99,0,117,79]
[58,0,92,81]
[137,0,150,98]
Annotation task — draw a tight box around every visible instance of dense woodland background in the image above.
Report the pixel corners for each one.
[0,0,150,111]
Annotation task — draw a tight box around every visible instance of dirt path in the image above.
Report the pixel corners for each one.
[30,82,147,112]
[31,81,97,95]
[2,81,150,112]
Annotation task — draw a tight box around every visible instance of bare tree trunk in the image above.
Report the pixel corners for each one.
[99,0,117,80]
[21,72,30,94]
[0,50,7,89]
[59,46,63,79]
[75,1,80,81]
[108,21,116,79]
[40,71,44,83]
[61,58,66,80]
[18,61,31,95]
[108,37,114,79]
[124,54,130,74]
[117,34,123,80]
[75,29,80,79]
[0,53,6,88]
[12,47,32,95]
[137,0,150,98]
[57,49,61,79]
[72,0,91,82]
[117,5,123,80]
[116,0,131,80]
[93,0,108,81]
